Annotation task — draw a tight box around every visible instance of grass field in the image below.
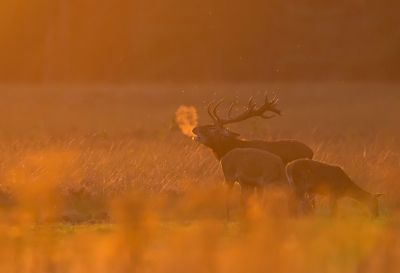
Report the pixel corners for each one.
[0,83,399,272]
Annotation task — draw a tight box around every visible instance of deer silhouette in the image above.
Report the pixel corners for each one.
[286,159,382,218]
[192,92,313,212]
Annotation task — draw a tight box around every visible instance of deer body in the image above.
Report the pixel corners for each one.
[193,129,313,164]
[221,148,292,220]
[286,159,382,218]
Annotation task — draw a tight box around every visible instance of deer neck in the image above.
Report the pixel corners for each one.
[213,137,246,160]
[345,182,372,205]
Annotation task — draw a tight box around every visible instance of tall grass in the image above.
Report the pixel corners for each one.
[0,83,399,272]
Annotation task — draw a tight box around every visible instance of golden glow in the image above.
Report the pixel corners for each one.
[0,1,398,83]
[0,85,398,271]
[0,0,399,269]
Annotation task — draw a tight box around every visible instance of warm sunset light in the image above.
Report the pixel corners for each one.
[1,1,399,83]
[0,1,399,272]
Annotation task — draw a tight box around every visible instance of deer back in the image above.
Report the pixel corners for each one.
[245,139,313,165]
[287,159,356,196]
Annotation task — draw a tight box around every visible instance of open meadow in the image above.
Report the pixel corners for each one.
[0,83,399,272]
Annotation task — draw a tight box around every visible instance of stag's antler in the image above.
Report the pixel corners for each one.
[209,92,283,127]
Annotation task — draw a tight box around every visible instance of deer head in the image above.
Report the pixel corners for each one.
[192,92,283,148]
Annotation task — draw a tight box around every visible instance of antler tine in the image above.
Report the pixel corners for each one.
[264,91,270,104]
[227,102,235,119]
[264,91,278,106]
[241,96,257,117]
[227,98,256,120]
[208,92,283,127]
[270,97,283,116]
[212,98,226,123]
[207,100,218,123]
[248,96,257,110]
[270,96,279,107]
[258,93,276,119]
[218,96,256,125]
[256,91,282,116]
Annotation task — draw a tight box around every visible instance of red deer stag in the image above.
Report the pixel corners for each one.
[192,92,314,210]
[286,159,382,218]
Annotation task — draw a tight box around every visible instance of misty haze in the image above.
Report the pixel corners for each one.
[0,1,399,273]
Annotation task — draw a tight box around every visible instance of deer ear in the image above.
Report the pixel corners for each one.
[372,194,383,199]
[221,128,240,138]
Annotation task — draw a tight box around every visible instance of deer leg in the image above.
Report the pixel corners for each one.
[255,185,265,207]
[308,193,316,213]
[240,184,252,211]
[329,195,338,218]
[288,193,300,218]
[226,184,234,221]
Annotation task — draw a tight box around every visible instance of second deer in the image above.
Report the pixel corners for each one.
[286,159,382,218]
